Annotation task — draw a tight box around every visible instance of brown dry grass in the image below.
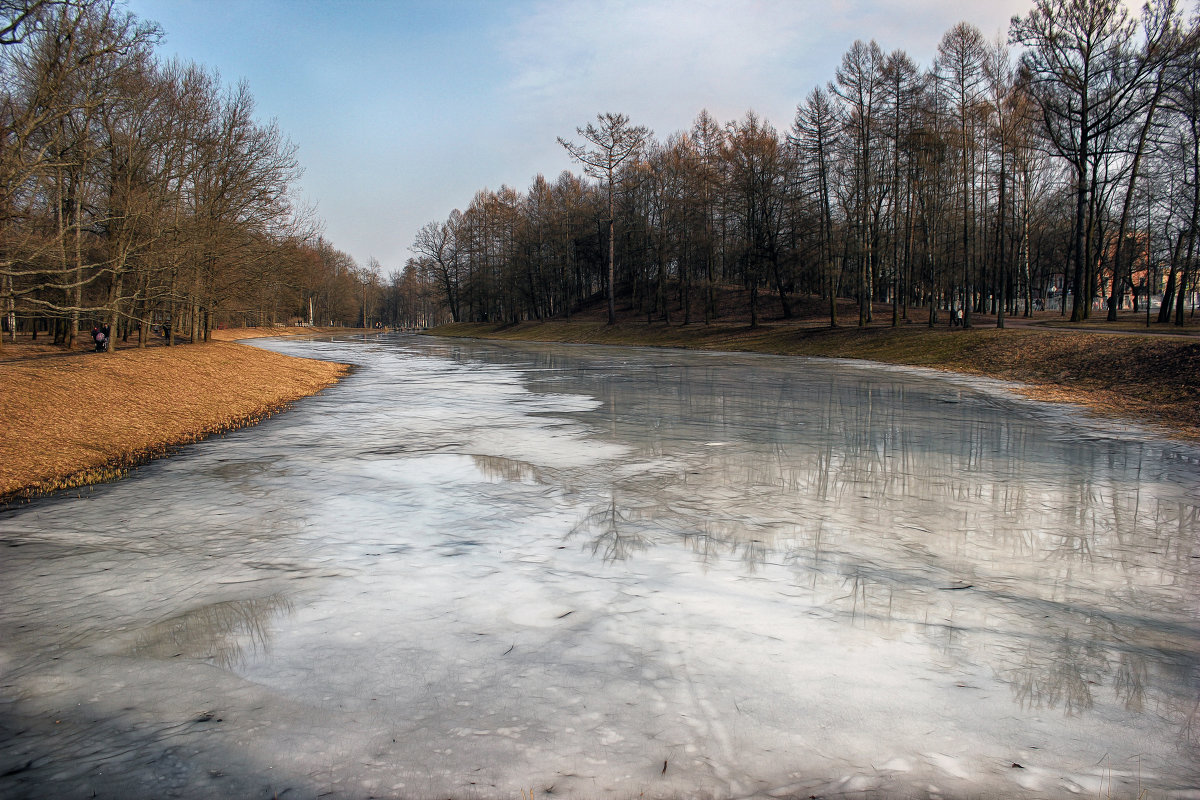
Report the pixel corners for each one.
[1,331,349,503]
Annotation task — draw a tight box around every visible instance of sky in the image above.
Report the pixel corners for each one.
[126,0,1033,274]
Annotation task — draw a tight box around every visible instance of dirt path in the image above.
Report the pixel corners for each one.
[1000,313,1200,339]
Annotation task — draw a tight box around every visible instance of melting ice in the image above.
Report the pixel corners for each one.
[1,333,1198,799]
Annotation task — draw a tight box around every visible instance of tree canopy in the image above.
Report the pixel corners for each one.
[0,0,376,349]
[412,0,1200,330]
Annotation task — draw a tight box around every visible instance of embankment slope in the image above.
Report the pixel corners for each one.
[429,320,1200,441]
[2,335,347,503]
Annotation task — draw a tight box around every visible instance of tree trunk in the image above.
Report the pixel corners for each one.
[606,178,616,325]
[829,252,839,328]
[1176,229,1195,326]
[1070,161,1089,322]
[749,279,758,328]
[1159,231,1183,323]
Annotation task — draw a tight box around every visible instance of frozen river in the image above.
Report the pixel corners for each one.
[2,333,1198,800]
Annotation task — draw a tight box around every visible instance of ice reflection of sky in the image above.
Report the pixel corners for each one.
[1,333,1198,800]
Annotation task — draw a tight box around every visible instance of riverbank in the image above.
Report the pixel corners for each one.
[429,319,1200,441]
[1,329,351,504]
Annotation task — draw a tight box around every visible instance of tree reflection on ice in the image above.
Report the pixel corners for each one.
[567,493,648,562]
[132,593,293,669]
[2,335,1198,799]
[1004,635,1102,716]
[470,454,544,485]
[1113,650,1148,712]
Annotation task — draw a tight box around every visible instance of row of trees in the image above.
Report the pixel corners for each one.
[413,0,1200,329]
[0,0,376,350]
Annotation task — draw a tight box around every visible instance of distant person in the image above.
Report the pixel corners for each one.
[955,308,964,328]
[92,325,106,352]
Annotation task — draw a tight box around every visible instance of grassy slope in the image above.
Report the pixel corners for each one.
[2,336,348,503]
[429,319,1200,440]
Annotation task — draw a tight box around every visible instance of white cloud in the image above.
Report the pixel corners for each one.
[499,0,1033,138]
[501,0,819,132]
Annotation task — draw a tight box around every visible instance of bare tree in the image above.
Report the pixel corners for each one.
[724,112,785,327]
[791,88,844,326]
[1157,12,1200,325]
[558,112,651,324]
[0,0,49,45]
[1012,0,1173,321]
[690,109,724,323]
[936,22,987,328]
[1104,0,1184,320]
[412,219,461,322]
[832,39,886,326]
[882,49,922,327]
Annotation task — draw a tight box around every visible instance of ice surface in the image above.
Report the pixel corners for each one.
[1,333,1198,799]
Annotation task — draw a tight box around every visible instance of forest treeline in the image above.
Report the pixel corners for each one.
[0,0,431,351]
[411,0,1200,330]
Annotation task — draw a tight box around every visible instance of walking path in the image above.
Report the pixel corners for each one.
[998,313,1199,338]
